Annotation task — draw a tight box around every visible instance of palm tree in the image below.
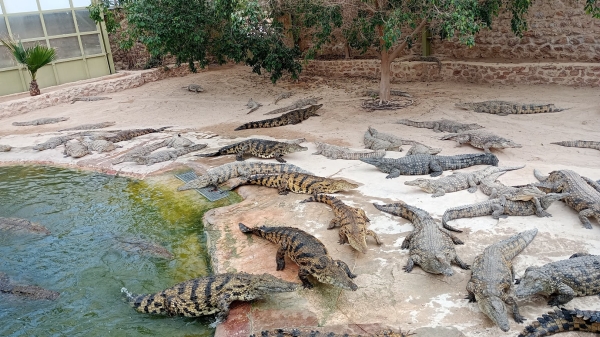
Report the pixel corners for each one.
[0,38,56,96]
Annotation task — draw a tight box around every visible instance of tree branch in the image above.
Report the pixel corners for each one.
[388,19,428,61]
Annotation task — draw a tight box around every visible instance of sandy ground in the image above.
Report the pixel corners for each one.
[1,64,599,336]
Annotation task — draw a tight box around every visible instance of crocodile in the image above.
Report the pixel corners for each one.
[195,138,307,163]
[182,84,204,92]
[83,139,119,153]
[366,127,440,154]
[364,129,402,151]
[63,139,91,158]
[111,139,169,165]
[405,143,442,155]
[134,143,207,165]
[251,328,408,337]
[301,194,382,253]
[164,134,193,148]
[360,153,499,178]
[480,172,549,216]
[228,172,359,195]
[396,119,484,133]
[71,96,112,103]
[33,135,78,151]
[534,169,600,229]
[235,104,323,130]
[466,228,538,332]
[12,117,69,126]
[517,307,600,337]
[313,142,386,160]
[0,217,51,235]
[0,144,11,152]
[102,127,171,143]
[455,101,565,116]
[246,98,263,114]
[365,89,412,98]
[238,223,358,290]
[59,121,116,131]
[273,91,294,104]
[264,97,322,115]
[404,165,525,197]
[441,193,567,232]
[124,272,298,321]
[515,253,600,306]
[440,130,522,153]
[373,202,468,276]
[0,272,60,300]
[114,236,174,259]
[551,140,600,151]
[177,162,313,191]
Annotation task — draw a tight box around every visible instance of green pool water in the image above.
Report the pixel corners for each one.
[0,166,241,337]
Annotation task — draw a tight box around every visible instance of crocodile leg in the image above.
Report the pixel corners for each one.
[582,176,600,193]
[532,197,551,217]
[440,228,464,245]
[432,123,442,133]
[274,152,286,163]
[338,229,349,245]
[453,255,470,270]
[276,245,287,271]
[366,230,383,245]
[277,182,289,195]
[467,176,478,193]
[235,145,249,161]
[215,294,232,322]
[429,160,443,177]
[386,169,401,179]
[403,257,416,273]
[548,284,576,306]
[432,188,446,198]
[578,209,595,229]
[335,260,357,279]
[505,296,525,323]
[491,202,508,219]
[400,232,414,249]
[328,217,340,229]
[298,268,314,289]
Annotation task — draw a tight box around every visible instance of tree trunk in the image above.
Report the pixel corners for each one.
[379,51,392,102]
[29,80,41,96]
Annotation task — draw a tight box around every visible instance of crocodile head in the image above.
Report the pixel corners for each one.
[464,123,484,131]
[307,104,323,116]
[359,158,391,173]
[249,273,300,294]
[284,143,308,153]
[476,295,510,332]
[495,139,522,149]
[404,178,436,192]
[419,253,454,276]
[540,192,570,209]
[514,267,550,298]
[313,256,358,291]
[327,179,359,193]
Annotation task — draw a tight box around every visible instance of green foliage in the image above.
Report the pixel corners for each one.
[0,38,56,80]
[585,0,600,18]
[87,0,128,34]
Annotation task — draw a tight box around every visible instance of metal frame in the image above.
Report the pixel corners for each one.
[0,0,114,94]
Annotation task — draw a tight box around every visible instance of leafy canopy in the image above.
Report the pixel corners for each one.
[0,38,56,80]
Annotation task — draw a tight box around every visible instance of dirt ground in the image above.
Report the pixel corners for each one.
[0,64,599,337]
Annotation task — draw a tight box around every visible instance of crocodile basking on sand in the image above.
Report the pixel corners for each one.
[238,223,358,290]
[59,122,116,131]
[0,217,51,235]
[273,91,294,104]
[83,139,119,153]
[404,165,524,197]
[164,134,193,148]
[301,194,382,254]
[313,142,386,160]
[0,144,11,152]
[246,98,263,114]
[517,307,600,337]
[111,139,169,164]
[360,153,499,178]
[177,162,313,191]
[134,143,207,165]
[182,84,203,92]
[12,117,69,126]
[364,129,402,151]
[101,127,170,143]
[264,97,321,115]
[0,272,60,300]
[480,172,549,216]
[441,193,567,232]
[71,96,111,103]
[396,119,484,133]
[63,139,91,158]
[251,328,408,337]
[466,228,538,332]
[124,272,298,321]
[534,169,600,229]
[455,101,565,116]
[551,140,600,151]
[373,202,468,276]
[33,135,77,151]
[228,172,358,195]
[235,104,322,130]
[440,130,522,153]
[365,126,441,154]
[195,138,307,163]
[515,252,600,306]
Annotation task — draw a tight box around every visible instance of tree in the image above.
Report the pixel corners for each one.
[0,38,56,96]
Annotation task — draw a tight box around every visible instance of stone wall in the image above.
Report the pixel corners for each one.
[303,59,600,87]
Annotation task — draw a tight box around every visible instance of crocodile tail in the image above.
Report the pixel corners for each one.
[533,169,549,182]
[518,308,600,337]
[551,140,600,149]
[373,202,418,222]
[156,126,172,132]
[497,165,526,172]
[396,119,430,128]
[238,222,254,234]
[122,288,167,315]
[495,228,538,261]
[194,151,220,157]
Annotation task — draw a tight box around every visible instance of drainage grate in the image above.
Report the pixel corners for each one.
[174,171,230,202]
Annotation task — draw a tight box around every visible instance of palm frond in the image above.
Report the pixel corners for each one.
[0,37,28,64]
[25,44,57,79]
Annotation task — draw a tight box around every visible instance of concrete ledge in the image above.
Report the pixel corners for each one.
[303,59,600,87]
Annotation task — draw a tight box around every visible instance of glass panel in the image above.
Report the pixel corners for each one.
[0,17,8,36]
[0,45,16,68]
[49,36,81,59]
[0,6,3,14]
[75,10,97,32]
[23,40,48,49]
[44,11,76,36]
[7,14,44,39]
[81,34,102,55]
[39,0,71,11]
[4,0,38,13]
[72,0,92,7]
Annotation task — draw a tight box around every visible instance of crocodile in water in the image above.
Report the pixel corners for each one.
[12,117,69,126]
[466,228,538,332]
[404,165,524,197]
[195,138,307,163]
[515,252,600,306]
[264,97,321,115]
[313,142,386,160]
[517,307,600,337]
[550,140,600,151]
[71,96,111,103]
[0,217,51,235]
[440,130,522,153]
[134,143,207,165]
[235,104,322,130]
[455,101,565,116]
[0,272,60,300]
[301,194,382,253]
[480,171,548,216]
[396,119,484,133]
[124,272,298,321]
[182,84,203,92]
[114,236,174,259]
[59,121,116,132]
[228,172,358,195]
[238,223,358,290]
[534,169,600,229]
[360,153,499,178]
[374,202,468,275]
